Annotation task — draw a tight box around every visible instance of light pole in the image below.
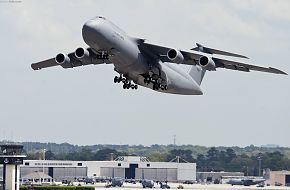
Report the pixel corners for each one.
[257,156,262,176]
[43,149,46,173]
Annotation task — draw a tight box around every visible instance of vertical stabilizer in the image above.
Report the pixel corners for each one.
[189,65,206,85]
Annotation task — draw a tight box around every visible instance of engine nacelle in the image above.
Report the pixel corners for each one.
[55,53,70,65]
[198,56,216,71]
[167,49,184,64]
[74,47,91,62]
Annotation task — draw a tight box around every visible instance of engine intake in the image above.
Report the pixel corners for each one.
[167,49,184,64]
[55,53,70,65]
[75,48,90,59]
[198,56,216,71]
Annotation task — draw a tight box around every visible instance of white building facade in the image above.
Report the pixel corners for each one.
[12,156,196,182]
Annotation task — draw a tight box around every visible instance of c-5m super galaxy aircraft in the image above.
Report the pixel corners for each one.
[31,16,287,95]
[228,177,266,186]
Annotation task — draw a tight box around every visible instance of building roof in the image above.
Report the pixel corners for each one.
[270,170,290,174]
[115,156,149,162]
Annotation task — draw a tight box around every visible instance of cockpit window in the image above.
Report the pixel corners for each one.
[96,16,105,19]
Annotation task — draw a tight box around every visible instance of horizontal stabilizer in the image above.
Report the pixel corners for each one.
[191,43,249,59]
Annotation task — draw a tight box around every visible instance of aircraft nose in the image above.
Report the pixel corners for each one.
[82,19,102,46]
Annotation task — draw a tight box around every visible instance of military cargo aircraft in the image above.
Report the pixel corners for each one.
[228,177,266,186]
[31,16,287,95]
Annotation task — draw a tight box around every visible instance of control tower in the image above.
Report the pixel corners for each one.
[0,143,26,190]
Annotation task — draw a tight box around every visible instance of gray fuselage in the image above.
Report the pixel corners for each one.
[82,16,202,95]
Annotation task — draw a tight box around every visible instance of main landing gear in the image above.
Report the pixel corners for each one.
[114,75,138,90]
[143,75,168,91]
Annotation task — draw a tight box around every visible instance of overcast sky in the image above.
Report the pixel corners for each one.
[0,0,289,147]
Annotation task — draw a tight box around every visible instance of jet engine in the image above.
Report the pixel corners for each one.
[55,53,70,65]
[74,47,91,62]
[167,49,184,64]
[198,56,216,71]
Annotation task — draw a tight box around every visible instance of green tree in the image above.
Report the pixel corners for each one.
[196,154,207,171]
[94,148,118,161]
[207,147,219,161]
[148,152,168,162]
[45,150,55,160]
[225,148,236,162]
[166,149,194,162]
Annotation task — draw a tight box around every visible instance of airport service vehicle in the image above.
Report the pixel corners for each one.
[31,16,287,95]
[177,185,184,189]
[160,182,170,189]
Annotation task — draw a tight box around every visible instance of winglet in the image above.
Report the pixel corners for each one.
[191,43,249,59]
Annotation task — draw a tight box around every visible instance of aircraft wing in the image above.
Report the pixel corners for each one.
[31,48,110,70]
[139,42,287,75]
[139,42,203,62]
[31,58,59,70]
[212,57,287,74]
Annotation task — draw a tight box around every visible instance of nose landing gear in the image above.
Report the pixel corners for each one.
[114,75,138,90]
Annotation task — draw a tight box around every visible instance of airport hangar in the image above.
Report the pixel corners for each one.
[266,170,290,186]
[0,156,196,182]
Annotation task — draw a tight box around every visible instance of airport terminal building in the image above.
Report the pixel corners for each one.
[1,156,196,182]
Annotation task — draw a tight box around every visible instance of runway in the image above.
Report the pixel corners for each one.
[81,183,290,190]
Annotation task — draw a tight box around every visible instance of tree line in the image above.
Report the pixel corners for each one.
[195,147,290,176]
[19,142,290,158]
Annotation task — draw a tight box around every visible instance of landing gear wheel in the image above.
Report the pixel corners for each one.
[114,76,118,83]
[117,77,122,83]
[153,84,159,91]
[160,85,168,91]
[144,76,151,85]
[115,75,138,91]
